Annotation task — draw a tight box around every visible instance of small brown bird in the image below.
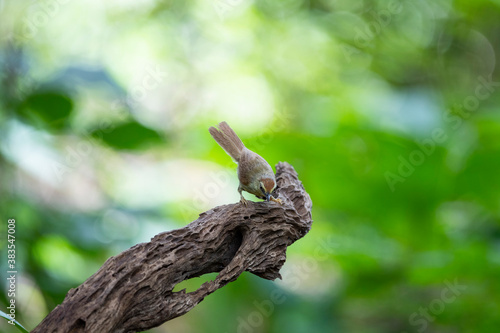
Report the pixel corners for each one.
[209,121,282,205]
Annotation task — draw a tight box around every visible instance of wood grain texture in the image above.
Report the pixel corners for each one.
[32,162,313,333]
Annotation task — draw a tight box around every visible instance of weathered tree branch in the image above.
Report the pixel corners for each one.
[32,162,313,333]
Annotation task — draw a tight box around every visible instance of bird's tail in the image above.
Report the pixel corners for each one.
[209,121,245,162]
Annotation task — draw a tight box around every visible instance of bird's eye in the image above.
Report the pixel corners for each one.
[260,184,265,194]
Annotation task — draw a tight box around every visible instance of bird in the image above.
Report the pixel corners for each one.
[209,121,282,205]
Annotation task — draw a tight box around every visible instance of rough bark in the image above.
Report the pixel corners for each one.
[32,162,313,333]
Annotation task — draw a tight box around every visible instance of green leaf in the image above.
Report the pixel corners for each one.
[0,310,29,333]
[92,121,163,150]
[19,91,73,131]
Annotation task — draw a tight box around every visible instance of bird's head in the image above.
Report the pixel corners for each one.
[259,177,276,202]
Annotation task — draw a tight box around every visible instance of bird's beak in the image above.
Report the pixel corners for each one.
[266,193,271,202]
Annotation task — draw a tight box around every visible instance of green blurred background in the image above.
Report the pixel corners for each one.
[1,0,500,332]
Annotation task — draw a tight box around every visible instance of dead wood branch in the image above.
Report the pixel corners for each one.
[32,162,313,333]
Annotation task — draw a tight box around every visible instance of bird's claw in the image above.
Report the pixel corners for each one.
[240,196,248,206]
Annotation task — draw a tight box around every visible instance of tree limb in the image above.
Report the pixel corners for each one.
[32,162,313,333]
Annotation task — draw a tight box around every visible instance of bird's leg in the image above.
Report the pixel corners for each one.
[238,185,248,206]
[270,196,283,205]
